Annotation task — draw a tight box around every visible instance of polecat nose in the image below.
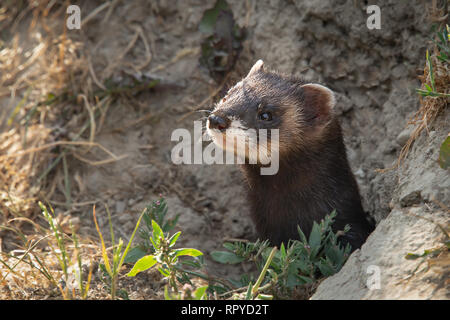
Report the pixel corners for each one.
[208,114,229,131]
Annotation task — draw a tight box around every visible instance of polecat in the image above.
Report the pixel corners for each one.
[206,60,374,250]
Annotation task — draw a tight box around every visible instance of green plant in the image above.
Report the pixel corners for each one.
[245,247,277,300]
[39,202,92,299]
[123,196,179,264]
[0,202,94,300]
[416,25,449,98]
[212,210,352,298]
[93,204,145,300]
[404,213,449,281]
[126,219,204,297]
[438,135,450,169]
[164,284,209,300]
[39,202,70,281]
[198,0,245,81]
[392,24,450,172]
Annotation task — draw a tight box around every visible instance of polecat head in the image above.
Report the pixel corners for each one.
[206,60,337,162]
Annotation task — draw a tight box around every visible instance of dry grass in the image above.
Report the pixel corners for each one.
[379,2,449,172]
[1,0,446,301]
[0,0,189,299]
[0,1,132,299]
[1,0,86,216]
[393,51,449,170]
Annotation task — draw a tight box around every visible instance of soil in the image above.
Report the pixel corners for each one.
[0,0,448,300]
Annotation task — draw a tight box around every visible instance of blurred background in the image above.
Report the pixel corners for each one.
[0,0,448,300]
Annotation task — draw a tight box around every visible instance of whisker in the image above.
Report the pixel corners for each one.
[195,109,212,114]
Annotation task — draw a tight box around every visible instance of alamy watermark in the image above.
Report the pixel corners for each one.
[366,265,381,290]
[366,5,381,30]
[171,121,280,175]
[67,4,381,31]
[66,5,81,30]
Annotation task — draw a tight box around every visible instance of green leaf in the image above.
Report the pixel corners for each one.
[151,219,164,246]
[147,79,159,89]
[293,258,312,275]
[424,83,433,92]
[149,236,157,250]
[308,222,322,254]
[168,231,181,247]
[416,89,430,96]
[256,294,273,300]
[123,246,148,264]
[280,242,286,259]
[117,289,129,300]
[426,50,436,92]
[173,248,203,258]
[297,275,314,284]
[181,259,203,269]
[286,270,303,287]
[127,255,157,277]
[324,244,344,266]
[158,267,170,277]
[297,225,308,244]
[316,259,336,276]
[438,136,450,170]
[210,250,245,264]
[164,285,173,300]
[437,53,448,62]
[198,0,229,34]
[245,281,253,300]
[193,286,208,300]
[163,214,180,233]
[223,242,236,251]
[405,253,422,260]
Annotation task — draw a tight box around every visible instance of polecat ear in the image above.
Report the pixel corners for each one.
[247,60,264,77]
[300,83,336,126]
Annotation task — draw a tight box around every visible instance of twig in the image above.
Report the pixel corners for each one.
[81,1,111,28]
[252,246,277,297]
[0,140,126,163]
[102,0,121,24]
[72,152,128,166]
[77,95,96,154]
[103,26,140,78]
[149,47,200,73]
[88,56,107,91]
[177,72,231,122]
[126,25,152,71]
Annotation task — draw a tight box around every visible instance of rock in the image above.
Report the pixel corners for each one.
[396,126,414,147]
[115,201,126,214]
[118,212,130,224]
[354,168,365,179]
[395,118,450,206]
[311,207,448,300]
[65,260,99,291]
[312,109,450,300]
[400,190,422,207]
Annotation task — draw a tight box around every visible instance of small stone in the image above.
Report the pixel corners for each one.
[354,168,365,179]
[115,201,126,214]
[396,126,414,147]
[400,190,422,207]
[118,213,129,224]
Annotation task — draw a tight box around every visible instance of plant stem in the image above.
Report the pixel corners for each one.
[252,247,277,297]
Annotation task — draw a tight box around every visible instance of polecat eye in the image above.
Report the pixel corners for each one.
[259,112,272,121]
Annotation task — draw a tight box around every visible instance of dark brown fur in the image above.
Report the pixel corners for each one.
[208,61,374,250]
[241,118,374,250]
